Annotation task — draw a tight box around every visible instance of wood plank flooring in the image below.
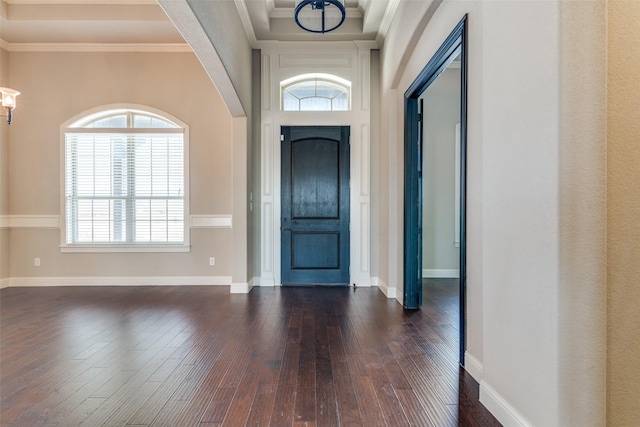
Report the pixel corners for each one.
[0,281,501,426]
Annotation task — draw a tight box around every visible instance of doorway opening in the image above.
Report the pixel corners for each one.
[403,16,468,364]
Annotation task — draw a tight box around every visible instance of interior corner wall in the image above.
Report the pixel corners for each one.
[0,47,9,283]
[559,0,607,425]
[607,0,640,423]
[232,116,249,288]
[6,50,235,281]
[182,0,254,287]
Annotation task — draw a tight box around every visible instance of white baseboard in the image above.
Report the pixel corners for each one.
[480,381,534,427]
[230,282,252,294]
[353,275,373,287]
[422,269,460,278]
[0,278,10,289]
[464,351,484,383]
[6,276,232,287]
[376,278,396,299]
[258,276,276,286]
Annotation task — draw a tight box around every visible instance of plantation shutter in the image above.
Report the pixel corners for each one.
[65,129,184,244]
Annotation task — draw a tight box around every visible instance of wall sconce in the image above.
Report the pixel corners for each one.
[0,87,20,125]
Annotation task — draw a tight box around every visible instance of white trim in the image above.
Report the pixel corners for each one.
[59,104,190,250]
[376,278,396,299]
[376,0,401,44]
[234,0,257,47]
[464,351,484,383]
[260,44,371,288]
[2,43,192,53]
[269,6,362,19]
[265,0,275,14]
[0,215,59,229]
[59,244,191,253]
[254,276,278,287]
[254,40,377,51]
[480,381,534,427]
[259,276,276,287]
[0,214,231,232]
[0,278,10,289]
[6,276,231,287]
[230,282,252,294]
[353,40,380,51]
[6,0,157,4]
[422,269,460,278]
[190,215,232,228]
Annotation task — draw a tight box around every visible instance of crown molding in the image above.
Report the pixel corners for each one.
[265,0,275,14]
[2,42,192,52]
[234,0,258,47]
[376,0,400,45]
[353,40,379,50]
[254,39,377,51]
[5,0,157,4]
[270,6,362,19]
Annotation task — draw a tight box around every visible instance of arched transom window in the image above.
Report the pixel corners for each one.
[281,73,351,111]
[63,108,188,250]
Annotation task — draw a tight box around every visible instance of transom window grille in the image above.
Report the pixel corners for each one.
[281,73,351,111]
[64,109,187,246]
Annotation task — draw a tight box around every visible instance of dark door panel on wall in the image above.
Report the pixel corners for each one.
[281,126,350,285]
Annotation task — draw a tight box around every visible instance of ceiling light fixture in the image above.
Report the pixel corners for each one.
[294,0,346,34]
[0,87,20,125]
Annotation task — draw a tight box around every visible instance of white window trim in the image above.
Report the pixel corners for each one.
[59,104,190,253]
[280,73,352,112]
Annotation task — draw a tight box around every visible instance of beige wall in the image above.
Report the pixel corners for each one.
[607,0,640,423]
[381,1,607,425]
[0,47,9,281]
[6,50,236,279]
[559,1,607,425]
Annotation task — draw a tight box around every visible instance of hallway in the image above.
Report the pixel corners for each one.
[1,283,500,426]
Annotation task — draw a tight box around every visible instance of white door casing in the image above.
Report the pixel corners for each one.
[259,41,375,287]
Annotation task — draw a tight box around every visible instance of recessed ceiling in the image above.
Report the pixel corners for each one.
[1,0,397,49]
[241,0,397,45]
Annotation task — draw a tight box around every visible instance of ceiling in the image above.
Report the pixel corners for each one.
[0,0,398,49]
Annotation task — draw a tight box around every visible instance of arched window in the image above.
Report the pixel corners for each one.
[281,73,351,111]
[62,107,188,251]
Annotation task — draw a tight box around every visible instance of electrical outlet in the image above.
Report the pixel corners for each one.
[34,257,40,267]
[209,257,215,266]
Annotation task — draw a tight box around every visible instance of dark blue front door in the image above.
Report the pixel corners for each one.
[281,126,350,285]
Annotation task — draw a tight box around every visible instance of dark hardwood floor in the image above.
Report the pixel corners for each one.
[0,281,501,426]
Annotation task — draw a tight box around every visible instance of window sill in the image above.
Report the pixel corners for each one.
[60,244,191,253]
